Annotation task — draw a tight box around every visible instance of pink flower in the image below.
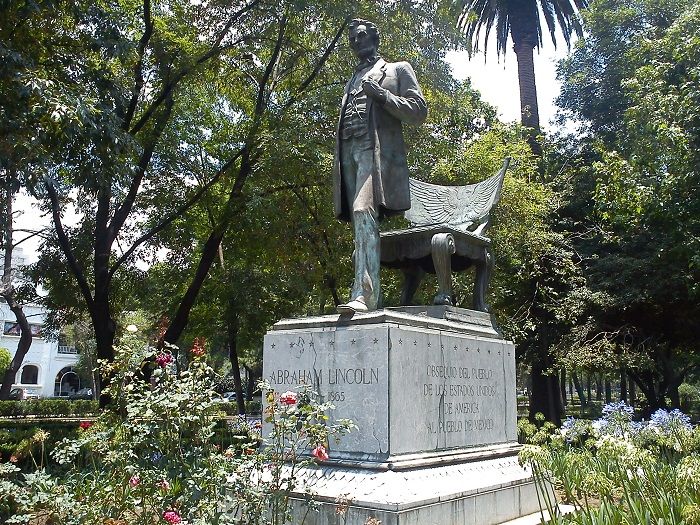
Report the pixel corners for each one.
[158,479,170,491]
[155,352,174,368]
[79,420,94,430]
[129,474,140,487]
[312,444,329,461]
[280,391,298,405]
[163,510,181,524]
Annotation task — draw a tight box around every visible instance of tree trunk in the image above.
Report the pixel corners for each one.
[512,38,542,155]
[226,311,245,415]
[572,371,586,407]
[596,375,602,401]
[0,299,33,400]
[629,379,636,407]
[620,369,627,403]
[0,177,34,400]
[605,379,612,403]
[560,369,567,407]
[529,363,562,425]
[586,374,592,404]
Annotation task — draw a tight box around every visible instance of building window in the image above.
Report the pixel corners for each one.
[55,366,80,396]
[3,322,43,336]
[20,365,39,384]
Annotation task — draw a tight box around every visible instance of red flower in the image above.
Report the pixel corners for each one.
[280,391,298,405]
[312,444,329,461]
[163,510,181,524]
[129,474,140,487]
[79,420,94,430]
[191,337,206,358]
[155,352,173,368]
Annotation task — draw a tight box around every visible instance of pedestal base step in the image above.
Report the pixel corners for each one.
[285,453,542,525]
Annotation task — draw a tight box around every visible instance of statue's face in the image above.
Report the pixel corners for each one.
[349,23,378,60]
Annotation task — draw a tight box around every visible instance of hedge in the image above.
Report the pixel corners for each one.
[0,400,98,418]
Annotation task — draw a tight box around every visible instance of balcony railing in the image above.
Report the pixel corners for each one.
[57,346,78,354]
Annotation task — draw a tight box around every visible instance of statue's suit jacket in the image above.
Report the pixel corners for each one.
[333,58,427,222]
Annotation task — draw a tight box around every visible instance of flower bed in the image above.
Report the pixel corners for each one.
[519,402,700,524]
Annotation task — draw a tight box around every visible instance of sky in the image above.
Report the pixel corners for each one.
[13,41,573,264]
[446,41,573,129]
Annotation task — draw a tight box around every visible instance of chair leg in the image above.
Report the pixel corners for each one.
[473,246,494,312]
[431,233,455,306]
[400,265,425,306]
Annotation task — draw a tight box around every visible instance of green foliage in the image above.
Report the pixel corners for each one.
[0,348,10,373]
[551,0,700,412]
[0,420,80,470]
[0,340,353,524]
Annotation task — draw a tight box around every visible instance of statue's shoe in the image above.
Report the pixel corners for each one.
[337,298,369,314]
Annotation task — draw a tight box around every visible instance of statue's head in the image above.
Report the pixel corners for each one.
[348,18,380,60]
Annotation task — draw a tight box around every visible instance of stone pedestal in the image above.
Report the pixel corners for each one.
[262,307,539,524]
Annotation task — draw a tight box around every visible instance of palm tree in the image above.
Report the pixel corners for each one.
[457,0,588,133]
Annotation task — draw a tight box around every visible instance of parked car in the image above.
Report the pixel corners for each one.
[8,387,24,400]
[69,388,93,400]
[8,387,39,400]
[213,391,237,403]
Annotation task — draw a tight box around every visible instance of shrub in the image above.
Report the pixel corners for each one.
[0,342,354,525]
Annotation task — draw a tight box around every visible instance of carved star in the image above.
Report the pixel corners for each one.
[289,342,295,348]
[351,339,356,345]
[329,340,335,346]
[414,340,417,346]
[373,338,378,344]
[427,342,431,348]
[309,341,314,348]
[488,349,491,354]
[398,339,403,345]
[271,343,276,349]
[477,348,480,353]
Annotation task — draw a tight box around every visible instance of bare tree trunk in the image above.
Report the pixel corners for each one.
[620,369,627,403]
[560,369,567,407]
[572,371,586,407]
[529,362,562,425]
[0,171,34,400]
[629,379,636,407]
[605,379,612,404]
[226,310,245,415]
[512,39,542,156]
[586,374,592,404]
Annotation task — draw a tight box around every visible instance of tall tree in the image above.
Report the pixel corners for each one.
[456,0,588,140]
[555,0,700,414]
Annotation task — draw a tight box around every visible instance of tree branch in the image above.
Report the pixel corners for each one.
[122,0,154,131]
[44,178,95,310]
[109,95,174,247]
[129,0,262,135]
[108,148,244,278]
[282,19,348,112]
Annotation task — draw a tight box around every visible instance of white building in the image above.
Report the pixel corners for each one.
[0,247,81,397]
[0,301,81,397]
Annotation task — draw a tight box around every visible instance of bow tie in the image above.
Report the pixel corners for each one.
[355,56,380,73]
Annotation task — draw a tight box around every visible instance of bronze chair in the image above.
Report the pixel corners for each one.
[380,158,510,311]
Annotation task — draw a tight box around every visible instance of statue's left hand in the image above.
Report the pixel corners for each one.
[362,79,387,102]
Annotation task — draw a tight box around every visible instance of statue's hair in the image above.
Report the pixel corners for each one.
[348,18,380,46]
